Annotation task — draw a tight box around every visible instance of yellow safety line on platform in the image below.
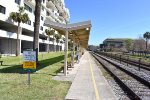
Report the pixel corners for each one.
[88,54,100,100]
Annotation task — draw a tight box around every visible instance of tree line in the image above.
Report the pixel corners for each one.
[99,32,150,57]
[125,32,150,55]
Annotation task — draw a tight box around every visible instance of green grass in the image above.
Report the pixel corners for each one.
[121,53,150,63]
[0,52,71,100]
[128,55,150,63]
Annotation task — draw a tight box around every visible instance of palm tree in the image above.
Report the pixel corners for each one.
[60,40,63,51]
[45,29,51,53]
[45,28,55,53]
[9,6,29,56]
[68,40,73,50]
[54,33,61,51]
[143,32,150,56]
[33,0,42,63]
[48,28,56,52]
[62,37,65,43]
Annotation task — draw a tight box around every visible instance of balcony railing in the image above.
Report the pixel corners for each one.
[55,5,63,13]
[24,0,35,6]
[58,16,64,21]
[46,0,57,10]
[46,16,55,22]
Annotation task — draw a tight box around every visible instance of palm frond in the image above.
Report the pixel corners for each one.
[19,6,25,14]
[9,12,18,22]
[60,40,63,44]
[22,13,29,23]
[9,6,29,23]
[45,29,51,36]
[54,33,61,43]
[45,29,55,36]
[144,32,150,39]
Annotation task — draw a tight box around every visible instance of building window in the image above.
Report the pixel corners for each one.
[15,0,21,5]
[41,16,43,21]
[26,20,31,25]
[40,26,43,31]
[24,3,32,13]
[55,19,57,22]
[28,20,31,25]
[0,5,6,14]
[33,22,35,27]
[46,11,50,16]
[50,38,52,41]
[42,6,44,11]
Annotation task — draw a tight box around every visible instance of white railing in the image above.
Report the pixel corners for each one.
[24,0,35,6]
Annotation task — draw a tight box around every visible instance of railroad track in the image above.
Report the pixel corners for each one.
[91,52,150,100]
[96,51,150,71]
[95,52,150,78]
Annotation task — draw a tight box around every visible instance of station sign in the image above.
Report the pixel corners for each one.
[23,51,36,70]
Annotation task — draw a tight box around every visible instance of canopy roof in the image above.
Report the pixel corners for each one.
[44,20,92,48]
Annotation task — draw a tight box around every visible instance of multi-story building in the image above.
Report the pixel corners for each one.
[88,45,99,51]
[0,0,70,56]
[103,38,126,52]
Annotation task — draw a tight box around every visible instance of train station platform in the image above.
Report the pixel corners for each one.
[65,51,117,100]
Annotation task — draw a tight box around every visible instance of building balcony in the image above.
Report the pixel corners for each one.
[58,16,64,21]
[56,5,64,13]
[55,18,61,23]
[59,12,69,21]
[59,9,69,20]
[46,0,57,10]
[24,0,35,6]
[64,8,70,18]
[59,12,65,17]
[54,1,63,12]
[46,16,55,22]
[0,29,16,39]
[21,35,33,41]
[39,38,49,44]
[50,13,57,19]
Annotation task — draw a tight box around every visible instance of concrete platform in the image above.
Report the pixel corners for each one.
[53,63,80,82]
[65,51,117,100]
[53,55,84,82]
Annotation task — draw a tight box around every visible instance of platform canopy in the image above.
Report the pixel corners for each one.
[44,20,92,48]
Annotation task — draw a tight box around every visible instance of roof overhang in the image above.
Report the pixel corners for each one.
[44,19,91,48]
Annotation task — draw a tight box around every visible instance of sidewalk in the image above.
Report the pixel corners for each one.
[53,55,84,82]
[65,51,117,100]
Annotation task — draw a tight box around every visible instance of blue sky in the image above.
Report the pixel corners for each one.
[65,0,150,45]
